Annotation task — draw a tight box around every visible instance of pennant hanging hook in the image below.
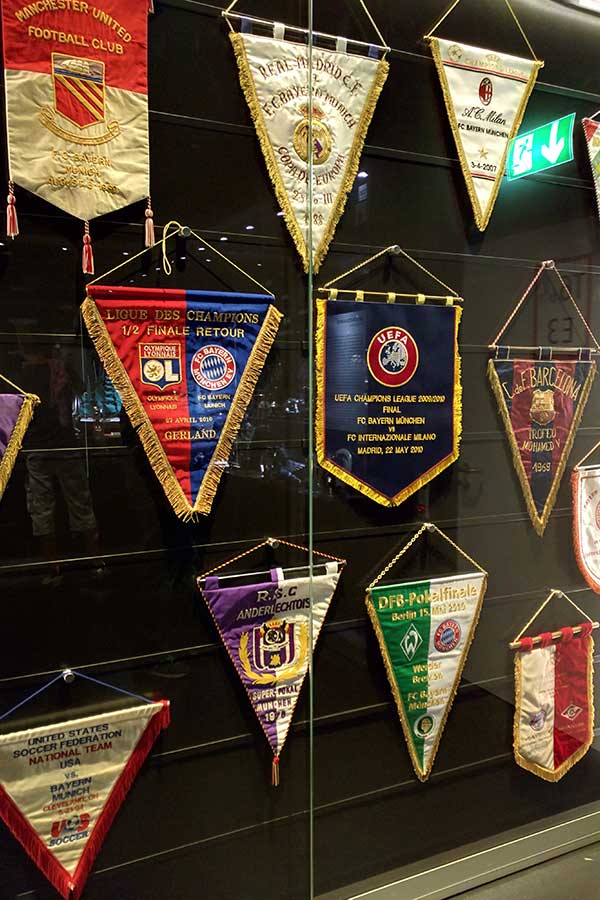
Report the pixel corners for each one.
[509,589,599,649]
[424,0,542,63]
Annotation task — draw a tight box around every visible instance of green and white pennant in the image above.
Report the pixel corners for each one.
[367,560,487,781]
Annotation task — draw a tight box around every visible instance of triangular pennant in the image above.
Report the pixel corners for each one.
[428,37,542,230]
[199,562,344,781]
[82,285,282,520]
[367,571,487,781]
[572,463,600,594]
[513,623,594,782]
[489,357,596,536]
[0,392,39,500]
[583,116,600,219]
[229,31,388,272]
[0,701,169,900]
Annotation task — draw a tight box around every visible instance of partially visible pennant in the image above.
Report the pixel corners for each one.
[489,357,596,536]
[583,116,600,220]
[428,37,542,230]
[0,393,39,501]
[199,562,344,783]
[82,285,282,520]
[0,701,169,900]
[229,30,388,272]
[572,463,600,594]
[514,627,594,782]
[367,571,486,781]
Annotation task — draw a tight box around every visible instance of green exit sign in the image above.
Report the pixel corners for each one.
[506,113,575,180]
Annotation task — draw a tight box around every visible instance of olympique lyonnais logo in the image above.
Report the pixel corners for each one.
[190,345,236,391]
[367,327,419,388]
[434,619,461,653]
[140,343,182,390]
[479,77,493,106]
[414,714,436,738]
[49,812,91,847]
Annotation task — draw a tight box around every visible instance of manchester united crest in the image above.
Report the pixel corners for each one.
[366,327,419,388]
[292,103,333,166]
[530,388,555,426]
[52,54,105,128]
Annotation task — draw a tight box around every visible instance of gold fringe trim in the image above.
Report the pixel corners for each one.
[230,33,388,274]
[366,574,487,782]
[315,298,462,506]
[82,296,282,520]
[571,468,600,594]
[488,359,596,537]
[0,393,40,500]
[193,304,283,515]
[428,37,542,232]
[513,634,594,782]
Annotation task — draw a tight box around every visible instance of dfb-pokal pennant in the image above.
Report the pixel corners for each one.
[427,37,542,230]
[367,570,486,781]
[0,701,169,900]
[82,285,282,520]
[583,115,600,220]
[198,554,345,784]
[0,392,39,501]
[228,27,388,272]
[572,454,600,594]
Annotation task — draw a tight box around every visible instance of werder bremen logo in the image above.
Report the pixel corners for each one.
[400,623,423,661]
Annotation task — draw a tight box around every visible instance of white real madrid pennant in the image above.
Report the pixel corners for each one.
[229,31,388,272]
[428,37,542,230]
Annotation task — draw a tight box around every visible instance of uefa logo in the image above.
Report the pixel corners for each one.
[366,327,419,388]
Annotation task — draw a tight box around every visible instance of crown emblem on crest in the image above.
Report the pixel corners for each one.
[298,103,326,122]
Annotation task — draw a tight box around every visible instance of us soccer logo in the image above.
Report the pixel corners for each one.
[191,345,236,391]
[367,327,419,388]
[139,344,182,391]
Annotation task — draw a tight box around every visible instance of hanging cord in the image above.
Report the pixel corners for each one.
[489,261,600,351]
[87,225,180,286]
[424,0,540,62]
[70,670,154,705]
[367,522,486,591]
[0,371,34,397]
[574,436,600,470]
[0,673,64,723]
[320,245,460,299]
[510,589,599,649]
[197,536,345,581]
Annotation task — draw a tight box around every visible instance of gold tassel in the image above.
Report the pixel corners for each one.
[0,393,40,499]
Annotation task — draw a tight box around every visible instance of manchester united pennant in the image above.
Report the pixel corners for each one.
[489,262,598,536]
[316,288,462,507]
[511,590,597,782]
[0,391,39,501]
[1,0,152,262]
[82,285,282,520]
[366,523,487,782]
[572,443,600,593]
[198,540,345,784]
[226,10,389,272]
[0,701,169,899]
[425,0,543,230]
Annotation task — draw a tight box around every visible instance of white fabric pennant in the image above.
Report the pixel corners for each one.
[572,464,600,593]
[229,31,388,272]
[429,37,542,230]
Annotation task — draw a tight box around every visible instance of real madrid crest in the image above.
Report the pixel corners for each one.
[292,103,333,165]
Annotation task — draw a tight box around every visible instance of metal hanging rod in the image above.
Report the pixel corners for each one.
[509,622,599,650]
[222,11,390,54]
[199,562,333,583]
[318,288,462,302]
[489,344,597,354]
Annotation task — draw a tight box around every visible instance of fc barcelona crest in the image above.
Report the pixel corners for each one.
[530,389,555,426]
[52,54,105,129]
[139,343,182,391]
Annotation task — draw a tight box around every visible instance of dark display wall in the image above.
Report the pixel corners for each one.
[2,1,600,898]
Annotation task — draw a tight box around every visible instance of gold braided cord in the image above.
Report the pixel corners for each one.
[87,227,179,286]
[511,589,595,646]
[367,521,486,591]
[574,437,600,470]
[0,372,31,396]
[197,537,346,581]
[489,262,547,347]
[321,245,459,297]
[424,0,540,62]
[553,266,600,351]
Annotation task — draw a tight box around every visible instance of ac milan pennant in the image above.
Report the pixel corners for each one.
[427,37,542,230]
[583,115,600,219]
[367,570,486,781]
[0,392,39,501]
[572,462,600,593]
[489,356,596,536]
[82,285,282,520]
[228,28,388,272]
[1,0,152,257]
[316,296,462,507]
[513,621,594,782]
[198,559,344,783]
[0,701,169,899]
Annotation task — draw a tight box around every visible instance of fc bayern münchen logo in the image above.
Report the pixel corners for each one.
[366,327,419,387]
[434,620,461,653]
[190,345,236,391]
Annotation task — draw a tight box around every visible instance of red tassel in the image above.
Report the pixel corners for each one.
[6,181,18,238]
[82,221,94,275]
[145,197,155,247]
[272,755,280,787]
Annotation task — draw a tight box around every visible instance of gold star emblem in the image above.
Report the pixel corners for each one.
[478,146,489,160]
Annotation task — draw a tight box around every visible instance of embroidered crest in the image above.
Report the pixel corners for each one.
[52,54,105,129]
[530,388,555,426]
[366,327,419,388]
[292,104,333,165]
[139,343,182,390]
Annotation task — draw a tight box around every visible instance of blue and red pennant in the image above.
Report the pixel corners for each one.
[82,285,282,519]
[488,354,596,535]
